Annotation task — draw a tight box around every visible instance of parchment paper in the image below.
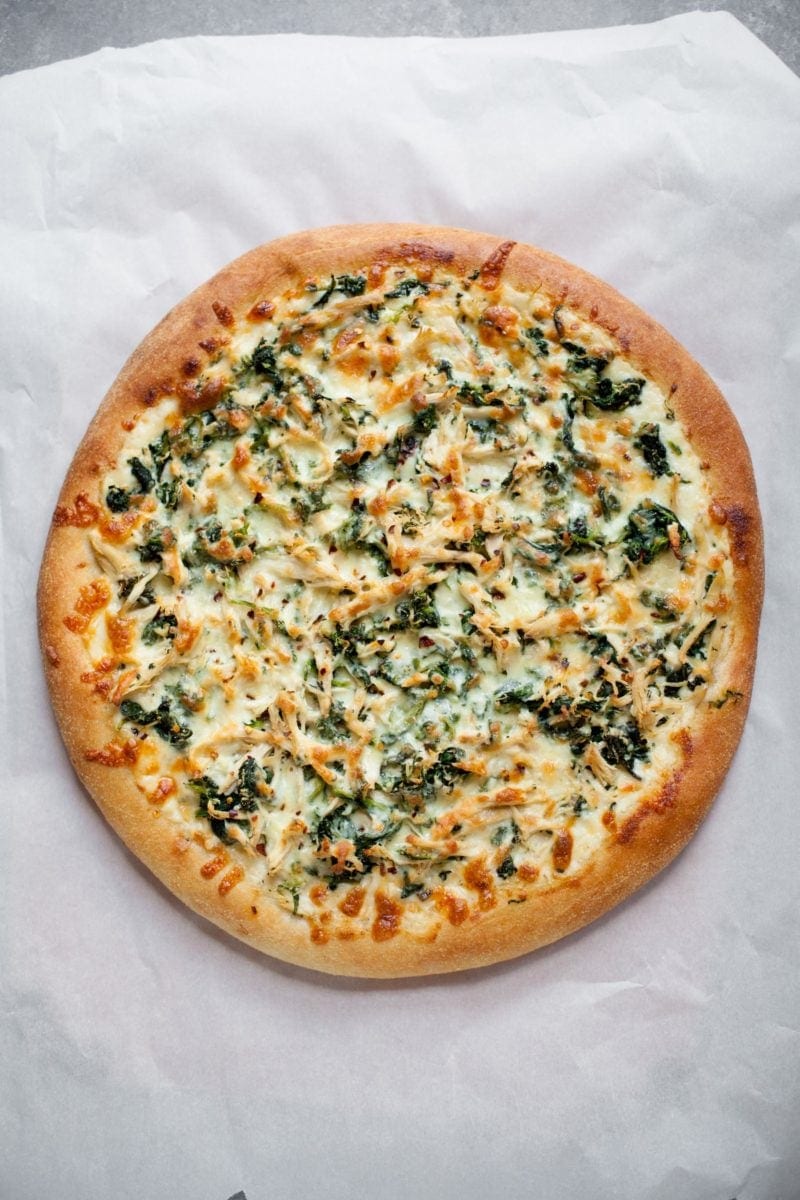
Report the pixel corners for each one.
[2,13,799,1199]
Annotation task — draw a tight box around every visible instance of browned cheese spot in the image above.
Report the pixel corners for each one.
[149,776,176,805]
[463,857,497,911]
[479,304,519,348]
[63,577,112,634]
[338,886,366,918]
[106,612,134,655]
[179,375,227,414]
[552,829,573,872]
[479,240,516,290]
[53,493,99,528]
[98,507,143,544]
[84,738,140,767]
[248,299,275,321]
[200,853,227,879]
[723,504,753,565]
[218,866,244,896]
[434,888,469,926]
[232,440,251,470]
[142,380,172,407]
[371,892,402,942]
[212,300,234,328]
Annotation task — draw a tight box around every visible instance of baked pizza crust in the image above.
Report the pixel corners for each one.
[38,224,764,976]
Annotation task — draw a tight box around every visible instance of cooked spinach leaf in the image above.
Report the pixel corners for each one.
[634,423,671,477]
[623,501,689,564]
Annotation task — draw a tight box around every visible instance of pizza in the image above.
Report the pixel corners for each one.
[38,224,763,977]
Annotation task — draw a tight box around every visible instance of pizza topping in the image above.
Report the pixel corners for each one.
[84,737,140,766]
[54,493,100,527]
[59,253,741,940]
[63,577,111,633]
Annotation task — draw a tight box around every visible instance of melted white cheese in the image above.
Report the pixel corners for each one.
[74,266,736,926]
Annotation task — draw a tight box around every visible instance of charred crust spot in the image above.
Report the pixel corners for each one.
[251,905,258,915]
[81,657,117,697]
[182,357,201,378]
[393,240,455,265]
[371,892,402,941]
[480,304,518,336]
[724,504,752,565]
[480,240,516,289]
[212,300,234,328]
[198,337,219,353]
[143,380,172,407]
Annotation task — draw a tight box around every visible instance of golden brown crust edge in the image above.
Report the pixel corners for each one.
[38,224,764,977]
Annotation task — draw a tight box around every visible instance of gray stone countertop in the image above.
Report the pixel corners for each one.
[0,0,798,78]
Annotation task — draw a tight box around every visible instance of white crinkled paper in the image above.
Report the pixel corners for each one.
[1,13,799,1199]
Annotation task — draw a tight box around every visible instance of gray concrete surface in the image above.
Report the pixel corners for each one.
[0,0,798,77]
